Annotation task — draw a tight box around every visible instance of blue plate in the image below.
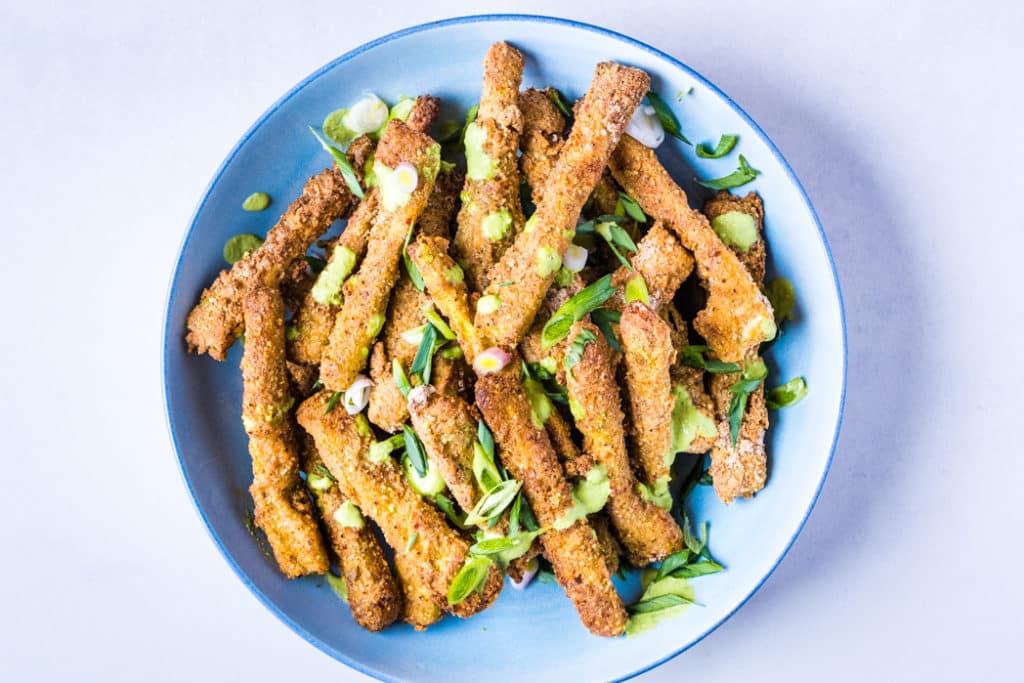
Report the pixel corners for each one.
[163,14,846,682]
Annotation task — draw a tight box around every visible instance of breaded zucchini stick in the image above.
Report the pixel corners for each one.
[665,307,718,454]
[186,139,373,360]
[320,121,442,392]
[609,222,694,312]
[299,438,402,631]
[619,301,677,488]
[609,135,775,362]
[407,386,481,514]
[407,236,486,363]
[367,169,463,432]
[296,393,504,620]
[475,364,627,636]
[241,286,328,577]
[564,322,684,565]
[517,88,565,205]
[393,549,444,629]
[703,191,770,503]
[476,63,650,349]
[288,97,439,366]
[453,42,526,290]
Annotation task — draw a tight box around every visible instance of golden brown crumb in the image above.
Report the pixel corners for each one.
[241,286,328,578]
[609,222,694,312]
[609,136,775,362]
[517,88,565,205]
[393,549,443,630]
[476,62,650,349]
[407,385,482,513]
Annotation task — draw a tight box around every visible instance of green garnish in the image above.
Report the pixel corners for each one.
[578,216,638,270]
[435,493,470,529]
[369,433,404,463]
[765,377,808,409]
[242,192,271,211]
[624,275,649,305]
[695,134,738,159]
[405,531,419,551]
[668,385,717,456]
[473,442,503,494]
[726,359,768,444]
[323,391,342,414]
[423,306,456,340]
[438,119,462,143]
[697,154,759,190]
[563,328,598,372]
[764,278,796,322]
[402,425,427,477]
[447,556,492,605]
[308,126,364,199]
[616,192,647,222]
[464,479,521,527]
[548,88,574,120]
[392,359,412,399]
[223,233,264,265]
[470,528,545,566]
[679,345,742,374]
[645,91,691,145]
[590,308,622,353]
[311,246,357,306]
[555,464,610,530]
[409,323,440,384]
[388,96,416,123]
[710,211,759,252]
[315,464,336,483]
[461,104,479,143]
[541,275,618,349]
[630,593,694,614]
[522,377,554,429]
[624,575,697,636]
[333,500,365,529]
[477,419,495,461]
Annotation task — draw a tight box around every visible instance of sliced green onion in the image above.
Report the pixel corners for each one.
[695,134,738,159]
[765,377,808,409]
[617,192,646,222]
[308,126,364,199]
[541,275,618,349]
[697,154,759,190]
[447,556,492,605]
[464,479,521,526]
[401,425,427,477]
[645,91,691,145]
[548,88,574,120]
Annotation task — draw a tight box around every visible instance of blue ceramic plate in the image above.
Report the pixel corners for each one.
[164,14,845,682]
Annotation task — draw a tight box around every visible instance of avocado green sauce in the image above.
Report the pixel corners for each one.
[241,192,271,212]
[481,209,512,241]
[554,464,610,530]
[333,500,365,529]
[535,246,562,277]
[668,385,717,457]
[523,378,554,429]
[624,275,649,305]
[464,122,496,180]
[710,211,758,252]
[404,456,446,496]
[324,572,349,603]
[312,246,357,306]
[625,575,695,636]
[638,477,673,510]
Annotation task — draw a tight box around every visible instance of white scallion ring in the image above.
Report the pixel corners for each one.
[625,104,665,148]
[473,347,512,375]
[394,162,419,194]
[343,375,373,415]
[343,93,390,135]
[563,244,588,273]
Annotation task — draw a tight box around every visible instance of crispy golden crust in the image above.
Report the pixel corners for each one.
[587,172,622,218]
[610,222,694,312]
[565,322,683,565]
[408,236,484,362]
[475,364,627,636]
[393,549,443,630]
[300,437,402,631]
[476,63,650,349]
[241,287,328,578]
[453,43,526,291]
[320,121,441,392]
[296,393,503,620]
[703,191,770,504]
[407,386,482,513]
[609,136,775,362]
[366,171,462,431]
[405,94,440,135]
[517,88,565,205]
[187,166,359,360]
[285,360,320,398]
[619,302,676,487]
[590,513,622,576]
[664,308,717,454]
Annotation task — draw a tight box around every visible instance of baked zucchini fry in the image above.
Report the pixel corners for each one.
[296,393,504,620]
[393,548,444,629]
[609,222,694,312]
[320,121,443,392]
[407,386,481,514]
[407,236,486,363]
[186,138,374,360]
[517,88,565,205]
[703,191,770,503]
[300,438,402,631]
[453,42,526,290]
[288,97,439,366]
[367,169,463,432]
[564,321,684,565]
[241,286,328,578]
[619,300,677,488]
[609,135,775,362]
[476,63,650,349]
[475,364,628,636]
[665,306,718,454]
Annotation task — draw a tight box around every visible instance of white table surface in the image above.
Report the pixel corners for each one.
[2,1,1021,680]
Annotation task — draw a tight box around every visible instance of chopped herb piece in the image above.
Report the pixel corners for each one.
[765,377,808,409]
[695,134,738,159]
[679,345,742,374]
[423,307,456,340]
[592,218,639,270]
[617,191,647,222]
[405,531,419,551]
[674,560,724,578]
[624,275,649,305]
[308,126,364,199]
[435,493,470,529]
[242,192,271,211]
[477,419,495,461]
[315,464,336,483]
[645,91,691,145]
[548,88,574,120]
[629,593,693,614]
[591,308,622,353]
[402,425,427,477]
[369,433,404,463]
[402,222,425,291]
[223,233,264,265]
[447,556,492,605]
[656,549,691,581]
[563,328,598,372]
[464,479,521,526]
[726,360,768,444]
[323,391,342,414]
[392,359,412,399]
[697,154,759,190]
[541,275,618,349]
[472,442,503,493]
[764,277,796,323]
[409,323,440,384]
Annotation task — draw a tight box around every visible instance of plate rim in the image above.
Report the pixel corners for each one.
[162,13,848,682]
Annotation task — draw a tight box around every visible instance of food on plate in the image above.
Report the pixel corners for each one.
[182,42,809,637]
